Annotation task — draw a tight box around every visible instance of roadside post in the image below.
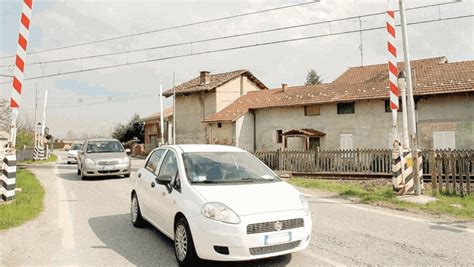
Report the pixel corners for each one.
[387,1,404,193]
[1,0,34,201]
[399,0,422,195]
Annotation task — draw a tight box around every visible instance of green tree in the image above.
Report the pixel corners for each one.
[112,114,144,143]
[305,69,323,85]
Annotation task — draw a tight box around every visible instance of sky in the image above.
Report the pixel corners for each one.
[0,0,473,138]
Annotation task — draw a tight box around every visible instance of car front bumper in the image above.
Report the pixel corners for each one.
[67,155,78,163]
[188,209,311,261]
[82,163,131,176]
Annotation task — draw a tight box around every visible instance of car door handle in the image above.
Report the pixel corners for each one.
[138,173,141,178]
[151,181,155,188]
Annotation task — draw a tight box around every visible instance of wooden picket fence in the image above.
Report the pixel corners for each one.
[429,149,473,196]
[252,148,473,195]
[253,148,392,175]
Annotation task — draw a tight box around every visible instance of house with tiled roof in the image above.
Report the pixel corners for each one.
[205,56,474,151]
[162,69,267,144]
[137,107,174,149]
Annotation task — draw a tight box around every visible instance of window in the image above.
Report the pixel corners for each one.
[337,102,355,114]
[158,151,178,179]
[309,137,320,150]
[145,149,166,173]
[304,105,320,116]
[385,99,403,113]
[217,123,222,128]
[276,130,283,143]
[433,131,455,149]
[340,134,353,150]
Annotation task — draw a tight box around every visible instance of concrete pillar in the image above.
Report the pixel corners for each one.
[1,149,16,201]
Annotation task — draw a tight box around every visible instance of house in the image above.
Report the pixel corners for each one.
[162,70,267,144]
[139,107,174,150]
[204,56,474,151]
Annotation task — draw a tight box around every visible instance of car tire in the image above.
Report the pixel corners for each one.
[131,194,145,228]
[174,217,199,267]
[67,161,70,164]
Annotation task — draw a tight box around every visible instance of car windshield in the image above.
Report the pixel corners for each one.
[86,141,124,153]
[70,144,81,150]
[182,152,280,184]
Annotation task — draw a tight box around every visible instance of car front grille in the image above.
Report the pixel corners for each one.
[98,160,119,166]
[247,218,304,234]
[98,170,120,174]
[249,241,301,256]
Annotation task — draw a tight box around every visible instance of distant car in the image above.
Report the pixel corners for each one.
[130,145,312,266]
[77,138,131,179]
[67,142,83,164]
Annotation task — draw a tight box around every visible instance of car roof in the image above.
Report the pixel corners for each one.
[164,144,246,153]
[86,138,120,142]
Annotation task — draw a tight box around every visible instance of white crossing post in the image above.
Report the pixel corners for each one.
[399,0,421,195]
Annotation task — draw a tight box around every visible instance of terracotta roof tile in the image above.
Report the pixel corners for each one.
[163,69,267,97]
[205,57,473,122]
[139,107,174,122]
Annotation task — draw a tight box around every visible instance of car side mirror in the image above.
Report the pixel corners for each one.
[125,148,131,154]
[156,174,172,185]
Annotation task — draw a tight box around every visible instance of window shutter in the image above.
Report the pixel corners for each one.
[340,134,353,150]
[433,131,455,149]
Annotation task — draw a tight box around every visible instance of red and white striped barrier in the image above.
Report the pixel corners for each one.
[2,0,34,202]
[10,0,34,136]
[387,2,398,110]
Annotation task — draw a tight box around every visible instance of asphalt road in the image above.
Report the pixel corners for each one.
[1,151,473,266]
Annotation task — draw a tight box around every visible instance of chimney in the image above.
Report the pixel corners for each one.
[282,83,288,91]
[200,71,210,85]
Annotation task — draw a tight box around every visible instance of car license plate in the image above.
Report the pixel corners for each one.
[264,232,292,245]
[102,165,115,171]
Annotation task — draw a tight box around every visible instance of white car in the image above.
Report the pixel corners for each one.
[130,145,312,266]
[66,143,82,164]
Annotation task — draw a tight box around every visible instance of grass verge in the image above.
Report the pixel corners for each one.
[22,153,57,164]
[290,178,474,219]
[0,169,45,230]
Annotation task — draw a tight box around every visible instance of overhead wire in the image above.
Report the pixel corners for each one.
[0,1,459,68]
[0,13,471,86]
[0,1,320,59]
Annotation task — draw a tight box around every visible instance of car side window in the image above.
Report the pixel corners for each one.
[158,151,178,179]
[158,151,181,192]
[145,149,166,174]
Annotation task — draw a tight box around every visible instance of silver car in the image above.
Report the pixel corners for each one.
[67,142,83,164]
[77,138,131,179]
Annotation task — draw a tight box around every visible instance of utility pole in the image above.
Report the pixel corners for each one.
[173,72,176,145]
[33,83,38,148]
[159,81,164,145]
[41,89,48,158]
[398,71,409,148]
[399,0,421,195]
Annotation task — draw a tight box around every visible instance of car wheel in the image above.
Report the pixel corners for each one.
[175,217,198,267]
[131,194,145,228]
[77,168,81,175]
[124,173,130,178]
[67,161,70,164]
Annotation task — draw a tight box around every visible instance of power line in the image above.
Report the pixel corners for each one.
[0,1,458,68]
[21,92,159,110]
[1,13,471,86]
[0,1,320,60]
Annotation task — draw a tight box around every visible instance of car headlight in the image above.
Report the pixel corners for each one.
[122,156,130,164]
[84,158,95,166]
[300,194,311,216]
[201,202,240,224]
